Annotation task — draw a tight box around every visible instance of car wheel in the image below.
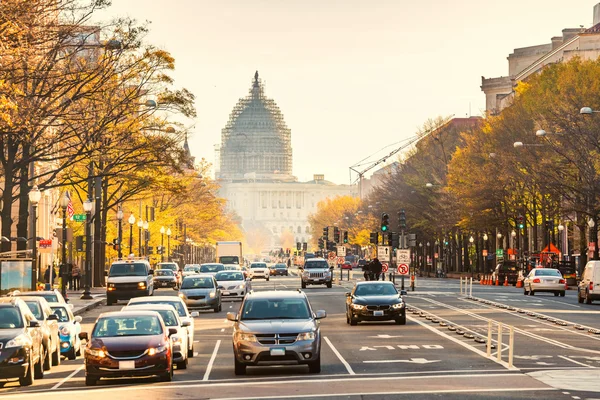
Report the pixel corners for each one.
[213,304,219,313]
[396,314,407,325]
[76,339,82,357]
[301,281,306,289]
[523,286,529,295]
[586,291,593,304]
[67,346,76,360]
[560,291,566,297]
[34,345,44,379]
[234,357,246,375]
[266,277,270,281]
[43,345,51,371]
[326,281,332,288]
[160,364,173,382]
[529,286,535,296]
[176,357,188,370]
[554,292,559,297]
[346,310,350,324]
[52,344,60,366]
[106,296,114,306]
[308,354,321,373]
[19,351,34,386]
[85,375,97,386]
[350,317,358,326]
[578,290,584,303]
[188,343,194,358]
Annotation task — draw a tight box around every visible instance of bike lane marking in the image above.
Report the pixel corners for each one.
[203,340,221,381]
[323,336,355,375]
[51,365,85,390]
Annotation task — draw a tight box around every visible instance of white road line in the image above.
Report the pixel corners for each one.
[51,364,84,390]
[203,339,221,381]
[323,336,355,375]
[558,355,597,368]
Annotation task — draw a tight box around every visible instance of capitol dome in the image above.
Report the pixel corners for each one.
[218,72,294,181]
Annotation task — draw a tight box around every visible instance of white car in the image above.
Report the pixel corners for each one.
[126,296,199,358]
[215,271,250,299]
[523,268,565,297]
[182,265,201,277]
[248,262,269,281]
[199,263,225,276]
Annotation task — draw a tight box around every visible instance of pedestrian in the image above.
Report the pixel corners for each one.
[363,261,371,281]
[67,263,74,290]
[371,258,383,281]
[72,264,81,291]
[44,265,52,284]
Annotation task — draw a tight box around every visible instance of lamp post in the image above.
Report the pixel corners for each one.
[28,185,41,289]
[160,226,165,262]
[116,206,124,259]
[166,227,172,261]
[483,233,488,274]
[143,220,149,260]
[82,199,93,299]
[59,192,70,298]
[128,214,135,256]
[137,219,143,257]
[588,217,598,260]
[558,223,564,260]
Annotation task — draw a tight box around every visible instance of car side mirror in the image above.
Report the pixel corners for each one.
[315,310,327,319]
[168,328,177,337]
[148,269,154,275]
[181,320,191,327]
[345,292,351,297]
[79,332,89,341]
[29,320,41,328]
[400,290,408,296]
[190,311,199,318]
[47,314,59,321]
[74,316,82,323]
[226,312,238,322]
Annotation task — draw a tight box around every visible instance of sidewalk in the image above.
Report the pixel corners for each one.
[64,287,105,316]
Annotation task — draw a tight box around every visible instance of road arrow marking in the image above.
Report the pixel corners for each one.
[363,358,440,364]
[514,355,552,360]
[368,334,403,338]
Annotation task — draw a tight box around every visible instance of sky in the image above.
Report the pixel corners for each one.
[94,0,598,185]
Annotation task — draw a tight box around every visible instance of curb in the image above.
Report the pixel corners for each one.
[73,298,104,316]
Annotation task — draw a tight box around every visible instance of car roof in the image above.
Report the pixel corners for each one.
[16,295,49,303]
[246,290,306,300]
[183,274,214,279]
[0,297,23,306]
[201,263,224,266]
[304,258,327,262]
[129,296,183,302]
[124,304,178,312]
[16,291,58,295]
[98,310,161,318]
[355,281,395,286]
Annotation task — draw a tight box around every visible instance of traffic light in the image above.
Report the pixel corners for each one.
[381,213,389,232]
[75,236,84,252]
[517,215,524,229]
[302,242,308,251]
[318,237,324,249]
[296,242,301,251]
[112,238,120,251]
[386,232,393,246]
[391,232,400,248]
[333,227,340,243]
[370,232,379,244]
[323,227,329,240]
[343,231,348,243]
[398,209,406,229]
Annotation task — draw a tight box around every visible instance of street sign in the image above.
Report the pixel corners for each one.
[377,246,392,262]
[39,239,52,254]
[482,250,488,256]
[382,263,389,273]
[496,249,504,257]
[397,264,409,275]
[337,256,345,264]
[328,252,336,261]
[72,214,86,222]
[396,249,410,264]
[337,246,346,257]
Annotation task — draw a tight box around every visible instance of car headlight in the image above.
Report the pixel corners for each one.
[147,344,168,356]
[324,270,331,276]
[238,283,245,289]
[6,334,32,348]
[108,283,115,288]
[60,325,71,336]
[392,302,405,309]
[209,292,216,298]
[171,335,182,344]
[138,282,146,289]
[179,293,186,299]
[296,332,315,341]
[86,347,106,358]
[234,332,257,342]
[351,304,365,310]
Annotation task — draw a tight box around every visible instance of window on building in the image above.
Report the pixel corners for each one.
[260,191,267,209]
[273,226,278,233]
[297,226,301,234]
[286,191,292,208]
[295,192,302,209]
[305,226,310,233]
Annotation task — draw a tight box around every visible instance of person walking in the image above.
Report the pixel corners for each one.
[71,264,81,291]
[66,263,74,290]
[371,258,383,281]
[363,261,371,281]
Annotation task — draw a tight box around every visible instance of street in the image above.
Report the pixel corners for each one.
[1,274,600,399]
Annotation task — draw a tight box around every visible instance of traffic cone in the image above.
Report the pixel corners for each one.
[503,276,509,286]
[495,276,499,286]
[480,275,485,285]
[487,276,492,285]
[516,279,523,288]
[565,281,569,290]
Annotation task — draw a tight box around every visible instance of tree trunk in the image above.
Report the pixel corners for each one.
[16,159,30,251]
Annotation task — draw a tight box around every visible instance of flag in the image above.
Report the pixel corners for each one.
[66,191,74,218]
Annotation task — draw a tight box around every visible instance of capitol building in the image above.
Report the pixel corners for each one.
[217,72,356,249]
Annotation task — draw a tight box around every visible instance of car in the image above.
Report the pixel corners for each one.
[491,261,520,285]
[227,290,326,375]
[156,262,181,285]
[179,274,222,312]
[223,264,243,271]
[182,265,201,277]
[215,270,251,299]
[578,260,600,304]
[270,263,289,276]
[19,296,61,369]
[0,297,45,386]
[49,303,83,360]
[358,259,367,270]
[122,304,190,370]
[345,281,407,325]
[341,261,353,270]
[200,263,225,276]
[106,258,154,305]
[248,262,270,281]
[153,269,178,289]
[523,268,566,296]
[84,310,176,385]
[127,296,199,358]
[13,289,69,305]
[300,258,332,288]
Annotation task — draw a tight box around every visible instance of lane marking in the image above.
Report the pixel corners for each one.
[203,340,221,381]
[323,336,355,375]
[558,355,597,368]
[51,364,84,390]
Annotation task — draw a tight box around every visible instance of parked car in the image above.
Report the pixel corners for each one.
[84,310,176,385]
[248,262,270,281]
[105,258,154,305]
[179,274,222,312]
[20,296,61,369]
[215,270,250,299]
[127,296,199,357]
[300,258,332,288]
[578,260,600,304]
[227,290,326,375]
[0,297,45,386]
[341,261,353,270]
[491,261,520,285]
[153,269,178,289]
[346,281,407,325]
[523,268,565,296]
[122,304,189,370]
[14,289,69,305]
[49,303,82,360]
[200,263,225,276]
[358,259,368,270]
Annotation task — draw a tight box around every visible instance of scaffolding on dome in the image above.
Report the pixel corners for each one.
[218,71,293,180]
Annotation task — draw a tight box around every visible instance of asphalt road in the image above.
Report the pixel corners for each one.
[2,274,600,400]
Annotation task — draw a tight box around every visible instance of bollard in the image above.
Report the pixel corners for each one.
[460,276,463,295]
[470,277,473,297]
[401,276,405,291]
[410,275,415,291]
[497,322,503,362]
[486,320,492,357]
[508,326,514,368]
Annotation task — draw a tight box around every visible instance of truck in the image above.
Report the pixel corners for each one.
[216,241,243,266]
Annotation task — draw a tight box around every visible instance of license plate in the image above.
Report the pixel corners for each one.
[373,310,384,317]
[119,361,135,370]
[222,291,230,295]
[270,348,285,356]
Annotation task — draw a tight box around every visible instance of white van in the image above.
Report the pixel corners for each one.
[577,261,600,304]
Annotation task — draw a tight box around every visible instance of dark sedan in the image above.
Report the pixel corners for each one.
[345,281,407,325]
[84,310,176,386]
[270,263,289,276]
[153,269,178,289]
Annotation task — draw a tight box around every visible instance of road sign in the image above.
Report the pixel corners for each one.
[496,249,504,256]
[337,256,345,264]
[72,214,86,222]
[328,251,336,260]
[396,249,410,264]
[377,246,392,262]
[337,246,346,257]
[382,263,389,273]
[397,263,409,275]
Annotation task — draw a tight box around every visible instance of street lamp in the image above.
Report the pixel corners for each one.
[28,185,41,289]
[143,220,149,259]
[482,233,488,241]
[128,214,135,255]
[81,199,93,299]
[59,192,70,298]
[166,228,172,261]
[116,205,124,259]
[535,129,563,137]
[160,226,165,262]
[558,223,565,259]
[580,106,600,115]
[137,219,143,257]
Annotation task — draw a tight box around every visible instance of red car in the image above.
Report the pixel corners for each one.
[84,310,176,385]
[341,262,353,270]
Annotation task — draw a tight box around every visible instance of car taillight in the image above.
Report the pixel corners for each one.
[591,282,594,291]
[559,279,565,284]
[533,278,541,283]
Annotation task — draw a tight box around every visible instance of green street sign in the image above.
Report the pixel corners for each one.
[72,214,86,222]
[496,249,504,256]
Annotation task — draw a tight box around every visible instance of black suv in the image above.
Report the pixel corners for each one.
[0,297,45,386]
[492,261,520,285]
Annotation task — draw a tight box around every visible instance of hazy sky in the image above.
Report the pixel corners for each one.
[95,1,597,184]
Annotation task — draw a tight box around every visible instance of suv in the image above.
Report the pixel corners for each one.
[491,261,520,285]
[248,262,270,281]
[227,290,326,375]
[106,258,154,305]
[0,297,45,386]
[300,258,332,288]
[20,296,61,369]
[578,260,600,304]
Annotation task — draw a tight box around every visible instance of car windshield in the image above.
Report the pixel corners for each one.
[184,266,200,272]
[50,306,70,322]
[0,307,24,329]
[24,301,43,320]
[109,263,147,277]
[133,300,186,317]
[155,270,174,276]
[19,293,59,303]
[355,284,398,296]
[158,263,178,271]
[241,298,310,320]
[276,264,286,269]
[304,260,328,269]
[181,276,214,289]
[535,269,562,277]
[215,271,244,281]
[200,264,224,273]
[251,264,266,269]
[93,315,162,337]
[219,256,239,264]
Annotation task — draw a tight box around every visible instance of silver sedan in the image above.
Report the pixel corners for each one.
[523,268,566,297]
